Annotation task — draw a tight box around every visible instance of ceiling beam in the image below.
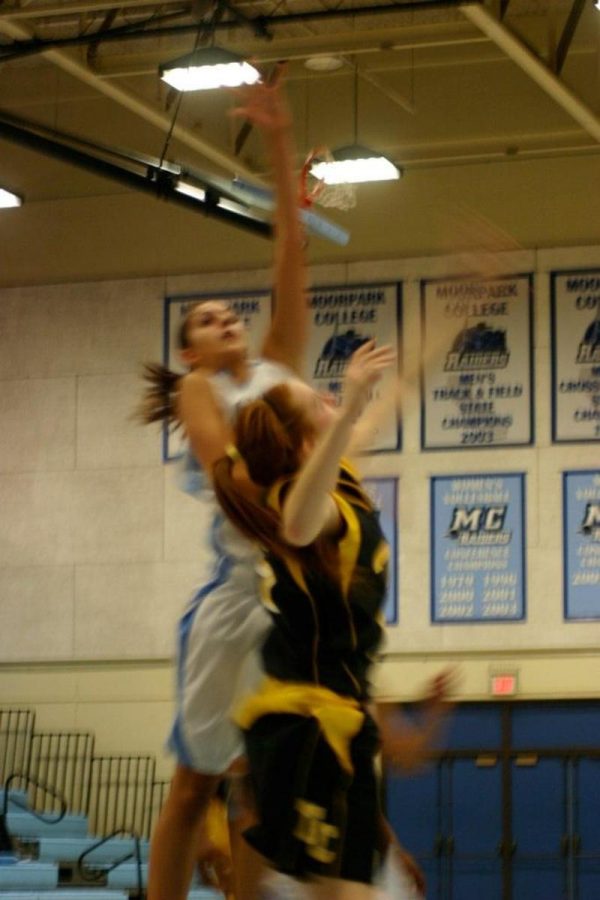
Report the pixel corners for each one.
[0,108,272,237]
[0,0,189,21]
[90,23,491,75]
[555,0,587,75]
[462,3,600,144]
[0,16,261,179]
[0,0,468,61]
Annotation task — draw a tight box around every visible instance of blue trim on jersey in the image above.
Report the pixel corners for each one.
[208,509,228,560]
[178,449,209,498]
[168,512,233,768]
[169,711,196,769]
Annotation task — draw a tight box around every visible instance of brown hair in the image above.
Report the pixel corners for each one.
[136,307,198,426]
[213,383,338,579]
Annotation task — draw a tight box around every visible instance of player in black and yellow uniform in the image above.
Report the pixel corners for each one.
[213,340,398,896]
[260,461,388,699]
[241,460,389,884]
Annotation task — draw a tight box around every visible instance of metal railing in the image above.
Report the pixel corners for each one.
[1,708,169,844]
[87,755,157,840]
[27,731,94,816]
[0,709,35,786]
[78,826,144,897]
[1,771,68,854]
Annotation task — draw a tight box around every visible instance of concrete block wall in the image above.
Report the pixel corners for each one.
[1,249,599,771]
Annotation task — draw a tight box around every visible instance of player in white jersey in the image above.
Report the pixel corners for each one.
[139,75,309,900]
[172,360,294,773]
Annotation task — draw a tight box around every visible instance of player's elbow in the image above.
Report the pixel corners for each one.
[281,519,319,547]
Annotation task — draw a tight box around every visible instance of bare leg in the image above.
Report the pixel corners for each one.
[147,764,220,900]
[306,877,382,900]
[227,772,266,900]
[229,816,266,900]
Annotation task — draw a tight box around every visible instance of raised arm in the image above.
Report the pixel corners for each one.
[346,381,401,456]
[233,74,308,373]
[348,307,454,455]
[281,341,395,546]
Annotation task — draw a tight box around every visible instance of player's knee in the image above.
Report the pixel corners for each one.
[170,768,220,818]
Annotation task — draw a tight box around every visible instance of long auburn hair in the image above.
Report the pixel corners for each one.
[213,383,338,580]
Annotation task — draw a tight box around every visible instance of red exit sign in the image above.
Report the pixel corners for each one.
[490,673,518,696]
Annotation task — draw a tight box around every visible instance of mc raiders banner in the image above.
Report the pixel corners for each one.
[431,473,526,623]
[563,470,600,619]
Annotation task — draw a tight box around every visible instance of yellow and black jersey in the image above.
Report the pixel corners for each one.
[259,460,389,701]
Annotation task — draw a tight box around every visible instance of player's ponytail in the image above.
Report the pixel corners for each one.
[213,452,284,560]
[136,303,201,427]
[213,384,309,557]
[137,362,182,426]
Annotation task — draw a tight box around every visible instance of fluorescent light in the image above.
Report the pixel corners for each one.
[310,145,401,185]
[162,61,260,92]
[304,56,344,72]
[160,47,260,92]
[217,197,248,215]
[311,156,400,184]
[0,187,22,208]
[175,181,206,202]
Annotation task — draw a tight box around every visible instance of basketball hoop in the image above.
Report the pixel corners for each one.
[299,147,357,212]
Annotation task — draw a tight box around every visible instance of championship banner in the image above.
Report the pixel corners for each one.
[431,473,526,623]
[305,283,402,452]
[563,470,600,620]
[421,275,533,450]
[364,477,398,625]
[551,269,600,443]
[163,290,272,460]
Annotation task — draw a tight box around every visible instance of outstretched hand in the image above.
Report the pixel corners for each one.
[230,64,292,134]
[342,339,396,419]
[378,667,459,772]
[423,666,459,707]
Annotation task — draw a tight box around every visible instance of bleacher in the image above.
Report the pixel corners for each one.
[0,711,223,900]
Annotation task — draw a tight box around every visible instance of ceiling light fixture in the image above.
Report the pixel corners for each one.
[0,187,22,208]
[160,47,260,92]
[310,144,400,184]
[309,62,400,185]
[304,56,344,72]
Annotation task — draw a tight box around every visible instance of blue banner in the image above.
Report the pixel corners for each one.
[364,477,398,625]
[421,274,534,450]
[564,470,600,619]
[551,269,600,443]
[431,473,526,623]
[306,284,402,452]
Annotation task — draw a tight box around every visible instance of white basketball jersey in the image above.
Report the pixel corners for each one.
[211,358,293,423]
[179,358,293,562]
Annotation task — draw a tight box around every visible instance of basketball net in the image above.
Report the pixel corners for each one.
[299,146,357,212]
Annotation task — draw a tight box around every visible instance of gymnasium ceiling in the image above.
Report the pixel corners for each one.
[0,0,598,284]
